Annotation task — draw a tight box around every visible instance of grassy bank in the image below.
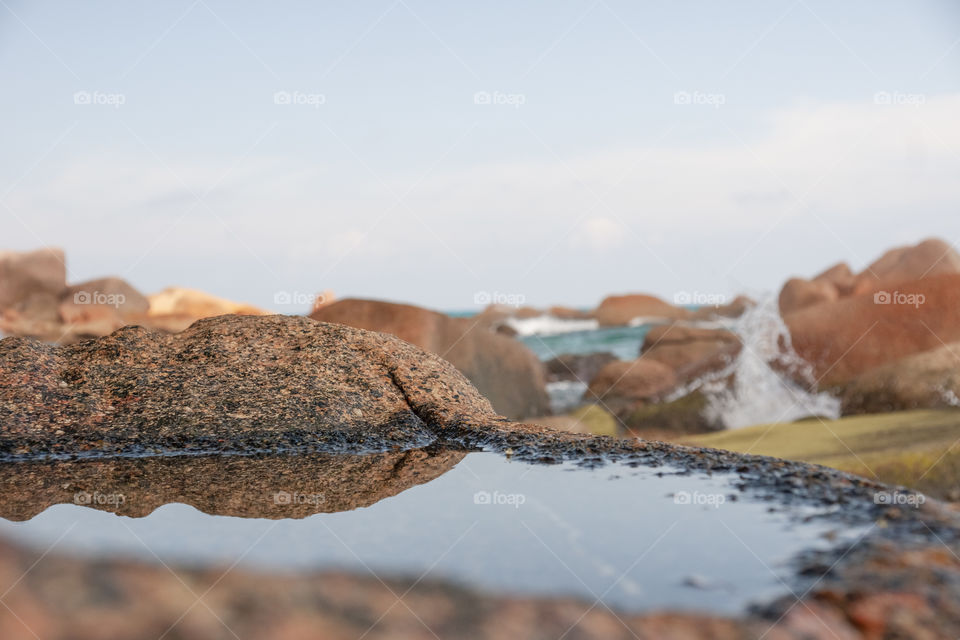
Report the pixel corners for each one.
[681,409,960,501]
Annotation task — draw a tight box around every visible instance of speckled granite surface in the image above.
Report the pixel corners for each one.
[0,314,507,458]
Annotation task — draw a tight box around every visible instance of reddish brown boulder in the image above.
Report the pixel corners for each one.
[544,352,617,383]
[594,294,689,327]
[640,325,742,376]
[0,248,66,312]
[585,359,677,415]
[311,299,549,419]
[838,341,960,414]
[813,262,857,295]
[778,277,840,314]
[58,277,149,336]
[851,237,960,296]
[0,248,67,337]
[784,273,960,387]
[548,305,593,320]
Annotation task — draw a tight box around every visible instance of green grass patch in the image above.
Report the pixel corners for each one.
[682,409,960,500]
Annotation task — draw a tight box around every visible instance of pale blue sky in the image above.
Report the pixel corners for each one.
[2,0,959,311]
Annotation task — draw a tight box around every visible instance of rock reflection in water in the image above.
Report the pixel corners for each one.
[0,446,466,520]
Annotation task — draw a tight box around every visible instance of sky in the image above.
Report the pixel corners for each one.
[2,0,959,313]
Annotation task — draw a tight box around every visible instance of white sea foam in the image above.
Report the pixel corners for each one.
[546,380,589,414]
[627,316,672,327]
[669,295,841,429]
[504,315,599,337]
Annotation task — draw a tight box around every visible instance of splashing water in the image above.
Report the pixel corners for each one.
[671,296,841,429]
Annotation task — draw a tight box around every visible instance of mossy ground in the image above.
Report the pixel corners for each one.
[681,409,960,500]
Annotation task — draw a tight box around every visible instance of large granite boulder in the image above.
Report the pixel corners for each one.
[0,248,67,338]
[784,273,960,387]
[57,277,150,336]
[593,293,689,327]
[0,314,507,458]
[640,325,741,375]
[311,299,549,419]
[778,238,960,315]
[851,237,960,296]
[838,342,960,414]
[0,247,66,312]
[585,359,677,416]
[544,351,617,383]
[778,277,839,314]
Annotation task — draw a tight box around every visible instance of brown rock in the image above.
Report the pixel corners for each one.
[813,262,857,296]
[544,351,617,383]
[0,248,66,311]
[784,273,960,386]
[312,299,549,419]
[147,286,267,317]
[0,314,505,457]
[852,237,960,296]
[58,277,150,336]
[585,359,677,415]
[839,342,960,414]
[640,325,742,375]
[0,249,67,338]
[548,305,593,320]
[778,277,839,314]
[593,294,689,327]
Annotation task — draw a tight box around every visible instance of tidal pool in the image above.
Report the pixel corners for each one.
[0,451,865,615]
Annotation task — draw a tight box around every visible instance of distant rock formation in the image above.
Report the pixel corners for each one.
[312,298,549,419]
